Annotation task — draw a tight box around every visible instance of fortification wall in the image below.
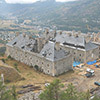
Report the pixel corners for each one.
[61,44,99,63]
[60,45,86,63]
[6,45,72,76]
[86,48,99,62]
[54,54,73,76]
[6,45,55,76]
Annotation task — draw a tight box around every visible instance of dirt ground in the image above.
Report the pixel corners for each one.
[0,56,100,93]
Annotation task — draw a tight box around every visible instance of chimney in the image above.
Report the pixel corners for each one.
[54,30,57,38]
[16,32,19,36]
[78,31,81,35]
[55,42,60,51]
[29,35,33,39]
[36,37,45,53]
[74,34,79,38]
[45,29,49,35]
[23,33,26,37]
[59,31,62,35]
[68,33,72,37]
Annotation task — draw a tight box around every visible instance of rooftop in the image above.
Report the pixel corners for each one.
[7,34,36,52]
[55,33,86,47]
[40,41,69,61]
[55,33,98,51]
[7,34,70,61]
[85,42,98,51]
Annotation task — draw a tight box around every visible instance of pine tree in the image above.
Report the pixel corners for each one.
[11,85,17,100]
[39,80,100,100]
[0,82,17,100]
[0,82,12,100]
[39,79,63,100]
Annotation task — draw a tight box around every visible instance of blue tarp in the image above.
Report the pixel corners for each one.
[73,61,81,67]
[87,60,97,65]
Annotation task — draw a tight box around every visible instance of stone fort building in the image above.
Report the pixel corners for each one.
[6,30,99,76]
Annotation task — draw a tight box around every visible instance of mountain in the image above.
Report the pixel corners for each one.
[0,0,6,4]
[0,0,100,33]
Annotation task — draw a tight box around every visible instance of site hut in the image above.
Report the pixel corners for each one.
[6,33,73,76]
[54,32,99,64]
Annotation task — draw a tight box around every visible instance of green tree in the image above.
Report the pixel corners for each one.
[85,90,90,100]
[11,85,17,100]
[39,79,63,100]
[62,83,80,100]
[13,63,20,72]
[0,82,17,100]
[92,96,100,100]
[34,65,39,71]
[0,82,12,100]
[61,83,91,100]
[39,80,100,100]
[1,59,5,63]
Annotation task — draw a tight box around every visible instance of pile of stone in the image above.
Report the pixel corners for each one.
[18,91,42,100]
[90,87,100,97]
[17,84,41,94]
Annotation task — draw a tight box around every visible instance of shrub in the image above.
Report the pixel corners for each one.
[13,63,20,72]
[0,53,4,57]
[5,79,11,83]
[0,82,17,100]
[14,63,18,67]
[8,55,13,60]
[1,59,5,63]
[34,65,39,71]
[21,77,25,80]
[0,47,6,56]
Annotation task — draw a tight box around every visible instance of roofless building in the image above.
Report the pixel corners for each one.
[6,30,99,76]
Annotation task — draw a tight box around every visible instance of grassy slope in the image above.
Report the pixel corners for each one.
[0,55,100,93]
[0,60,22,83]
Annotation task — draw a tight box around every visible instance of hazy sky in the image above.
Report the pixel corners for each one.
[5,0,76,3]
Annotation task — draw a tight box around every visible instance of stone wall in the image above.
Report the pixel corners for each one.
[60,44,99,63]
[6,45,54,76]
[86,48,99,62]
[6,45,72,76]
[61,45,86,63]
[18,92,40,100]
[54,54,73,75]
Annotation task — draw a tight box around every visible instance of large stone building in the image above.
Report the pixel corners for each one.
[6,30,99,76]
[6,33,72,76]
[54,32,99,63]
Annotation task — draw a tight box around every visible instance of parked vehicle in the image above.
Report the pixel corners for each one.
[86,68,94,73]
[85,72,95,78]
[95,64,100,68]
[94,82,100,86]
